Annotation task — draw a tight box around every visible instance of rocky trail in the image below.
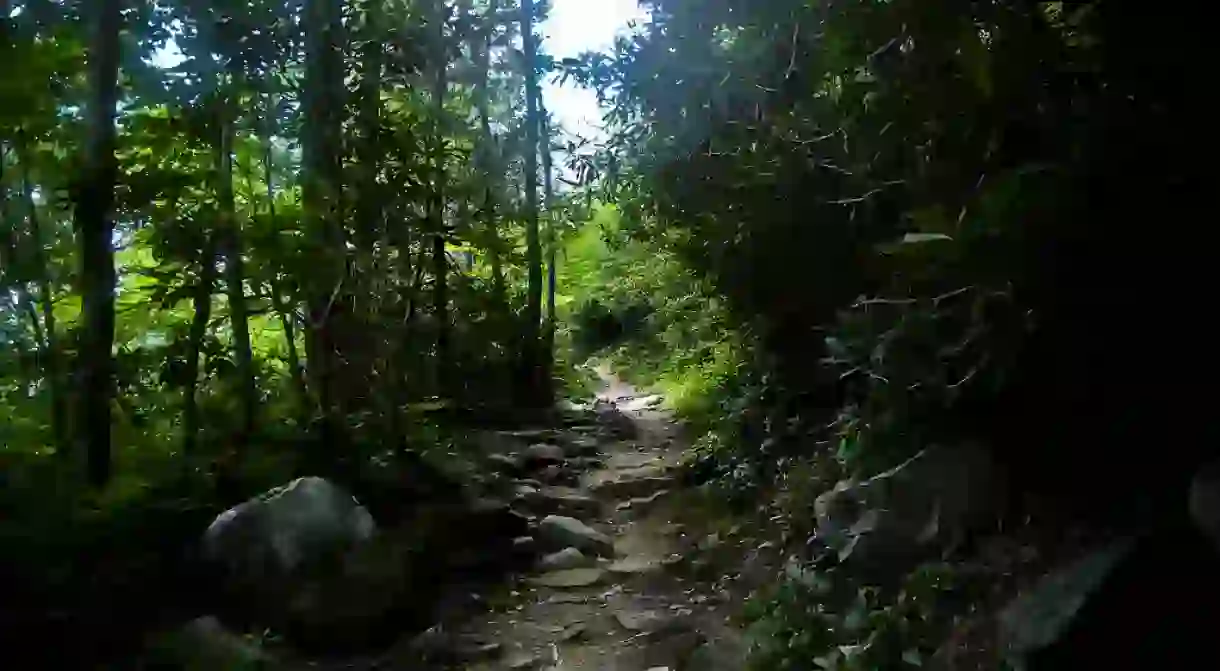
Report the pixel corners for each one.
[168,370,758,671]
[449,369,747,671]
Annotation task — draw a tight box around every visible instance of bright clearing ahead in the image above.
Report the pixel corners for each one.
[540,0,647,141]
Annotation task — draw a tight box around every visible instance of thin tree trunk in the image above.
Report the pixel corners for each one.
[430,0,451,399]
[183,233,218,457]
[474,0,506,309]
[263,92,311,427]
[540,98,556,331]
[520,0,545,406]
[216,93,257,440]
[17,138,68,456]
[75,0,122,487]
[356,0,384,252]
[540,99,557,396]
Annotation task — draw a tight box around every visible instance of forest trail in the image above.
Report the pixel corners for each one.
[455,369,747,671]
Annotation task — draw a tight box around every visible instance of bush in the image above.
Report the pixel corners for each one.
[745,561,973,671]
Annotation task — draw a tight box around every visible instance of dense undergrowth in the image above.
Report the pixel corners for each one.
[3,0,1210,668]
[557,3,1209,668]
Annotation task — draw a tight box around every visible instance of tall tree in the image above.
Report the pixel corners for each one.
[75,0,123,486]
[430,0,451,398]
[519,0,544,404]
[302,0,348,452]
[473,0,506,308]
[215,89,257,440]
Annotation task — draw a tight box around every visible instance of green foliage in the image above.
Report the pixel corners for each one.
[2,0,573,663]
[745,562,970,671]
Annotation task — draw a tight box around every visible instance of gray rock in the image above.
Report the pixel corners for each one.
[528,567,607,588]
[608,557,662,575]
[202,477,377,610]
[538,547,595,571]
[594,403,639,439]
[519,486,602,519]
[512,536,539,557]
[813,443,1002,573]
[615,609,676,633]
[620,489,671,515]
[488,452,523,475]
[569,457,606,471]
[506,651,543,669]
[537,463,580,487]
[536,515,615,557]
[591,474,675,500]
[564,436,603,457]
[998,539,1134,669]
[523,442,566,466]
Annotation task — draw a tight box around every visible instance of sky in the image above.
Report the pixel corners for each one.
[149,0,645,141]
[539,0,647,141]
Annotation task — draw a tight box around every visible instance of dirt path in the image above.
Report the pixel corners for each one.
[458,370,747,671]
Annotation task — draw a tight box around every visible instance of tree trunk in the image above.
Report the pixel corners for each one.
[17,138,69,456]
[540,98,556,331]
[356,0,384,252]
[183,232,217,457]
[75,0,122,487]
[430,0,451,399]
[474,0,506,310]
[520,0,545,406]
[302,0,348,458]
[216,94,257,441]
[263,92,311,428]
[540,98,557,395]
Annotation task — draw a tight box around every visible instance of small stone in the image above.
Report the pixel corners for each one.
[615,609,668,632]
[523,443,566,465]
[558,623,588,641]
[488,453,522,474]
[528,567,607,588]
[537,547,594,571]
[536,515,615,556]
[506,651,542,669]
[608,557,661,575]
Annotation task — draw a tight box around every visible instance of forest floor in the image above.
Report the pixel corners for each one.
[451,369,754,671]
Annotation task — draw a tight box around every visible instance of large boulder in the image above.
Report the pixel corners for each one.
[203,477,377,601]
[201,477,395,645]
[813,443,1002,575]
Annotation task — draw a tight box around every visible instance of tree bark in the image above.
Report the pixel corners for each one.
[430,0,451,399]
[216,93,257,440]
[302,0,348,456]
[183,232,217,457]
[540,98,557,395]
[474,0,506,310]
[520,0,545,406]
[356,0,384,253]
[74,0,122,487]
[540,98,556,331]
